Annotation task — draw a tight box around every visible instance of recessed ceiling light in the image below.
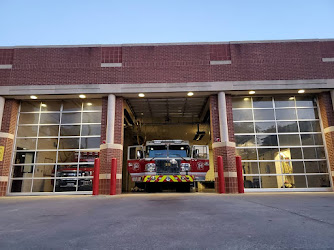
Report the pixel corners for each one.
[249,91,255,95]
[187,92,194,97]
[79,94,86,99]
[138,93,145,97]
[41,103,47,107]
[289,97,295,100]
[298,89,305,94]
[244,97,250,101]
[30,95,37,99]
[87,102,93,106]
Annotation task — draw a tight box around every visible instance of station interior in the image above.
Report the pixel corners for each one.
[122,93,214,192]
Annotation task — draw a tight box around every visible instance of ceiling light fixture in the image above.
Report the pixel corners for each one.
[187,92,194,97]
[87,103,93,106]
[138,93,145,97]
[249,91,256,95]
[289,97,295,100]
[79,94,86,99]
[298,89,305,94]
[41,103,47,107]
[30,95,38,99]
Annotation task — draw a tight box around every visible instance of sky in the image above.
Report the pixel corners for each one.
[0,0,333,46]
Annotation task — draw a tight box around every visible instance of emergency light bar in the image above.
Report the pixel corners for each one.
[151,140,186,144]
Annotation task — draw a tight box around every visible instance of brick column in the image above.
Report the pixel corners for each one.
[0,97,4,131]
[99,96,124,194]
[0,99,19,196]
[210,94,238,193]
[318,92,334,189]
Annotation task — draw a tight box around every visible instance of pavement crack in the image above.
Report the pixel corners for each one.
[238,198,334,227]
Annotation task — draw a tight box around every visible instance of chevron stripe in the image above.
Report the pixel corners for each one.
[142,175,194,182]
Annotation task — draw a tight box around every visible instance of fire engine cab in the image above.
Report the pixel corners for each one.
[127,140,209,192]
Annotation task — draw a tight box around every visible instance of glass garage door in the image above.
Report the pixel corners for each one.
[10,100,101,194]
[233,96,331,190]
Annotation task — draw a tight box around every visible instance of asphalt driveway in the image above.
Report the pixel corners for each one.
[1,192,334,249]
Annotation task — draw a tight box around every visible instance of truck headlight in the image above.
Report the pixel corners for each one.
[180,163,190,172]
[170,159,177,165]
[145,163,156,172]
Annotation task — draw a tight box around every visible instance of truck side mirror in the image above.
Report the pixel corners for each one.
[193,149,199,158]
[137,150,143,159]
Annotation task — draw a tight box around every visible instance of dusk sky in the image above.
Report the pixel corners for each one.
[0,0,333,46]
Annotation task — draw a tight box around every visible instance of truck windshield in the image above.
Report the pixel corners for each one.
[147,145,168,158]
[147,145,190,158]
[169,145,190,158]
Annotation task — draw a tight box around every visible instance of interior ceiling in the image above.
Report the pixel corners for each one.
[127,97,208,119]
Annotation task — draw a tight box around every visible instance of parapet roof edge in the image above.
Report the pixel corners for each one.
[0,38,333,49]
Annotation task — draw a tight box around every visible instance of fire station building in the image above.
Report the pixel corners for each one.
[0,39,334,196]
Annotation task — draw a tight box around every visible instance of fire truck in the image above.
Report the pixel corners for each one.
[54,152,97,192]
[127,140,210,192]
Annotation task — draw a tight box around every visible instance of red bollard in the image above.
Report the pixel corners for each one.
[110,158,117,195]
[236,156,244,193]
[93,158,100,195]
[217,156,225,194]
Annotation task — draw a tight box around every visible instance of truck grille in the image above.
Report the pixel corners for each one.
[156,159,181,174]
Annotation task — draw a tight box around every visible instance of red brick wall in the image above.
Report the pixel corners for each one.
[10,47,101,86]
[0,181,7,196]
[318,92,334,128]
[114,97,124,145]
[0,99,19,196]
[1,99,19,134]
[318,92,334,183]
[0,49,14,64]
[0,41,333,86]
[101,97,108,143]
[320,42,334,58]
[102,47,122,63]
[210,95,220,142]
[226,95,235,142]
[210,44,231,61]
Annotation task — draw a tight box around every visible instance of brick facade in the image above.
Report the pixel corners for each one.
[0,41,334,87]
[0,99,19,196]
[318,92,334,186]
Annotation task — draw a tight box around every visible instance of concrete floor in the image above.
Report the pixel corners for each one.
[1,193,334,249]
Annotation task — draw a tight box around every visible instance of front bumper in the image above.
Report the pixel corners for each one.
[142,175,194,183]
